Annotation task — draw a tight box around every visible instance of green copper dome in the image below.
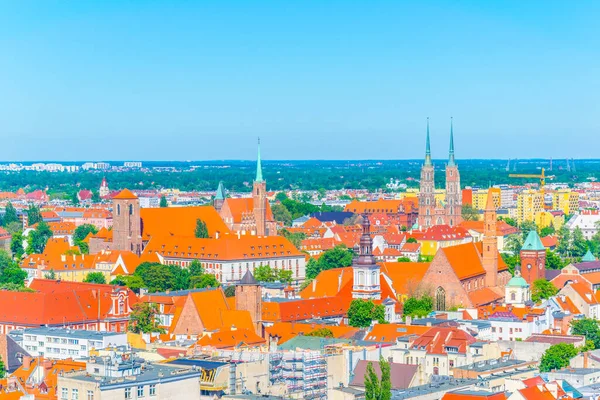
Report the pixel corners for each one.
[507,275,529,288]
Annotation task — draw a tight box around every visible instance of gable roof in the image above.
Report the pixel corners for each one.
[222,197,274,224]
[350,360,418,390]
[140,206,229,239]
[113,189,138,200]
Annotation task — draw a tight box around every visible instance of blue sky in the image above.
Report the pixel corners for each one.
[1,1,599,161]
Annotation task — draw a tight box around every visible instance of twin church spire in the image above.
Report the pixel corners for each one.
[424,117,456,165]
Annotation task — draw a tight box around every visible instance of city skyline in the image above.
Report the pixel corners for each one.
[1,1,599,160]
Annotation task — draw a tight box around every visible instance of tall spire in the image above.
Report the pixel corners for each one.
[255,137,263,182]
[448,117,456,166]
[425,118,432,166]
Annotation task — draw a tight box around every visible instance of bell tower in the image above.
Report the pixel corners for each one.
[445,118,462,227]
[352,214,381,300]
[482,189,498,288]
[520,230,547,284]
[418,118,436,230]
[253,138,267,236]
[112,189,142,255]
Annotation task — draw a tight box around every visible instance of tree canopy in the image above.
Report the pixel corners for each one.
[539,343,578,372]
[2,202,19,227]
[306,245,353,279]
[26,221,53,254]
[159,195,168,208]
[128,303,165,334]
[253,264,293,284]
[402,295,433,318]
[73,224,98,254]
[194,218,209,238]
[531,279,558,303]
[0,250,27,286]
[365,357,392,400]
[461,204,479,222]
[571,318,600,349]
[26,205,43,226]
[348,299,386,328]
[84,272,107,284]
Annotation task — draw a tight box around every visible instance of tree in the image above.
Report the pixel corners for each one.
[520,220,538,238]
[275,192,288,202]
[110,275,145,294]
[73,224,98,254]
[190,273,220,289]
[540,225,555,238]
[406,237,418,244]
[71,192,79,206]
[194,218,209,238]
[539,343,578,372]
[0,283,34,292]
[571,318,600,349]
[306,328,334,338]
[402,295,433,318]
[348,299,386,328]
[84,272,107,284]
[128,303,165,334]
[92,191,101,203]
[189,260,204,277]
[26,221,53,254]
[2,202,19,227]
[364,357,392,400]
[461,204,479,221]
[272,204,292,226]
[0,355,5,378]
[306,245,353,279]
[531,279,558,303]
[223,285,236,297]
[0,265,27,286]
[505,234,524,255]
[159,195,168,208]
[44,269,56,280]
[571,227,588,258]
[10,231,25,259]
[135,263,176,292]
[546,249,565,270]
[501,253,520,276]
[502,217,518,227]
[557,227,571,257]
[397,257,411,262]
[280,229,306,248]
[27,205,43,226]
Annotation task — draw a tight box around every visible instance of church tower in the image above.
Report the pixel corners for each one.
[99,177,109,198]
[482,190,498,288]
[253,138,267,237]
[112,189,143,255]
[445,118,462,227]
[418,118,436,230]
[520,230,546,284]
[352,214,381,300]
[214,181,226,212]
[236,270,263,335]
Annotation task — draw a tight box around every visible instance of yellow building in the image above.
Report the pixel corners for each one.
[517,190,543,224]
[551,190,579,216]
[434,189,446,205]
[472,188,501,210]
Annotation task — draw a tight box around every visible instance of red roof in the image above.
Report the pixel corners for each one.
[411,327,476,355]
[113,189,138,200]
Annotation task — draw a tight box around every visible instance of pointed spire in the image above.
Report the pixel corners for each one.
[425,118,432,166]
[215,181,226,200]
[255,137,264,182]
[485,188,495,211]
[448,117,456,166]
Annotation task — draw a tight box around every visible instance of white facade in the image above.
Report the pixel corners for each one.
[139,197,160,208]
[566,213,600,240]
[22,328,128,359]
[124,161,143,168]
[488,308,551,341]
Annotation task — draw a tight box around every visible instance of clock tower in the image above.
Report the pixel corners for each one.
[520,230,547,284]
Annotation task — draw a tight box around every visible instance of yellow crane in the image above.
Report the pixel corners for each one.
[509,168,548,188]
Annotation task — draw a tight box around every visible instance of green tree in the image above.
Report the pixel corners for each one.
[364,357,392,400]
[0,265,27,285]
[571,227,588,258]
[531,279,558,303]
[223,285,236,297]
[402,295,433,318]
[5,221,22,235]
[0,355,5,378]
[397,257,411,262]
[461,204,479,221]
[275,192,288,202]
[571,318,600,349]
[10,231,25,259]
[71,192,80,206]
[280,229,306,248]
[557,227,571,257]
[546,249,565,270]
[520,220,539,239]
[406,237,418,244]
[254,264,276,282]
[190,273,220,289]
[43,269,56,280]
[540,225,556,238]
[159,195,168,208]
[27,205,43,226]
[128,303,165,334]
[380,356,392,400]
[539,343,578,372]
[348,299,386,328]
[307,328,334,338]
[0,283,34,292]
[26,221,53,254]
[84,272,107,284]
[365,361,380,400]
[110,275,145,294]
[505,234,524,255]
[73,224,98,254]
[501,217,518,227]
[501,253,520,276]
[189,260,204,277]
[306,245,353,279]
[272,204,292,226]
[194,218,209,238]
[92,191,101,203]
[134,263,176,292]
[3,202,19,227]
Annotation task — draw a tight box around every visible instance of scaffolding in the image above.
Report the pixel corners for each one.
[282,351,327,399]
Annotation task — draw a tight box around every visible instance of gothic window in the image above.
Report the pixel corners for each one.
[129,204,133,215]
[117,204,121,216]
[435,287,446,311]
[426,198,430,205]
[511,292,516,301]
[450,170,453,177]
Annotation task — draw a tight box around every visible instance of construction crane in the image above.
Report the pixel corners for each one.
[509,167,555,197]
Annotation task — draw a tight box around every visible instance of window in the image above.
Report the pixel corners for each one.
[125,388,132,399]
[87,391,94,400]
[137,386,144,397]
[72,389,79,400]
[149,385,156,396]
[61,388,68,400]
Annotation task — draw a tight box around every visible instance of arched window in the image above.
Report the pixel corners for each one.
[435,287,446,311]
[511,292,516,301]
[129,204,133,215]
[117,204,121,216]
[358,271,365,285]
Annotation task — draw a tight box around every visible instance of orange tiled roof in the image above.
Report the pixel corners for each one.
[411,327,476,355]
[380,262,430,295]
[468,287,504,307]
[195,328,265,349]
[144,234,303,262]
[442,242,508,280]
[223,197,274,224]
[140,206,230,239]
[299,267,353,299]
[113,189,138,199]
[262,297,348,322]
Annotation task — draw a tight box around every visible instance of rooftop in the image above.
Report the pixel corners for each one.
[23,327,125,340]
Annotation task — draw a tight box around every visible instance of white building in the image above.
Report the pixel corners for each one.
[566,212,600,240]
[124,161,143,168]
[139,196,160,208]
[487,307,551,342]
[22,327,128,359]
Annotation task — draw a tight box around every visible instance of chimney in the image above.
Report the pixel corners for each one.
[215,231,220,239]
[312,279,317,292]
[61,254,66,262]
[91,290,97,299]
[405,315,412,326]
[22,356,32,369]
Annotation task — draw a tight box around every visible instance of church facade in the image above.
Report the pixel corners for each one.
[418,118,462,230]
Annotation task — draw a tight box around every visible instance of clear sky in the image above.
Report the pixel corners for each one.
[1,1,599,161]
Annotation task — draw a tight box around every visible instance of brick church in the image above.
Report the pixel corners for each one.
[214,140,277,237]
[418,118,462,229]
